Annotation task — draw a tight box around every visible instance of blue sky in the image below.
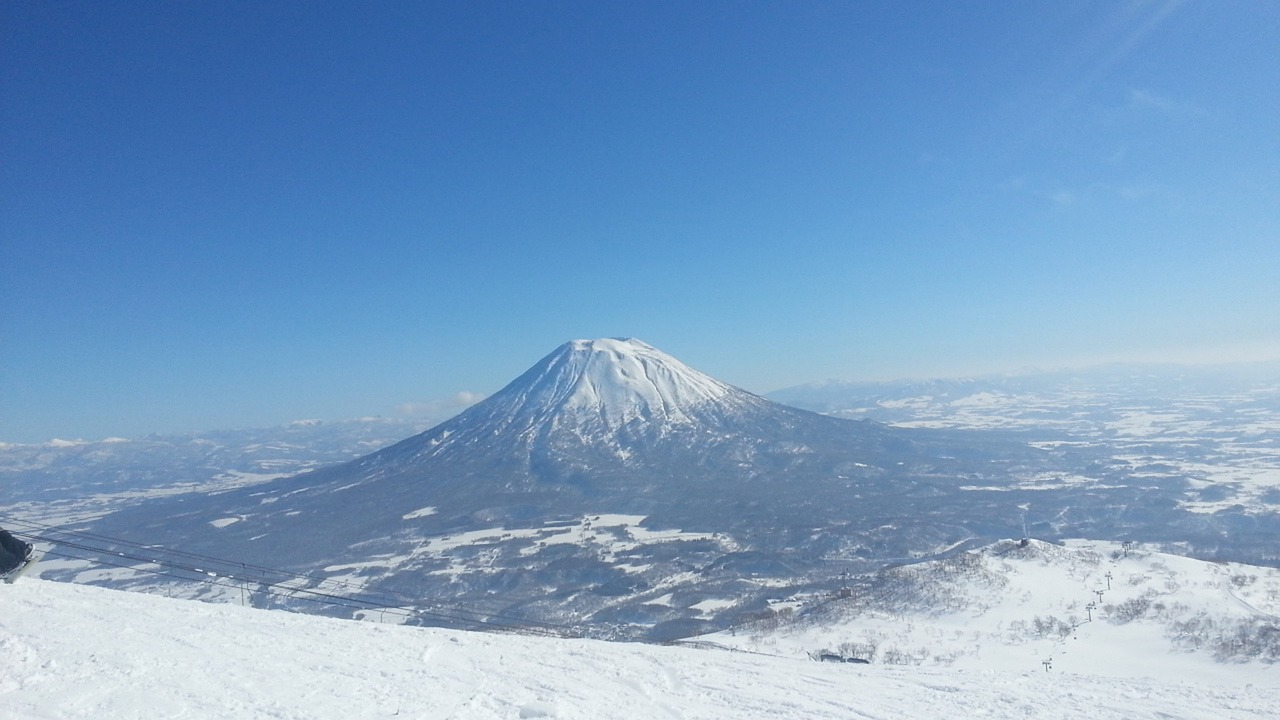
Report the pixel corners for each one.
[3,1,1278,442]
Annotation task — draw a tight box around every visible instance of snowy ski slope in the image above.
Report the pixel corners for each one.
[2,577,1276,719]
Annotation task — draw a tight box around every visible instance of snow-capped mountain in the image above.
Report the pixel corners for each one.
[352,337,790,477]
[461,337,752,432]
[27,339,1280,639]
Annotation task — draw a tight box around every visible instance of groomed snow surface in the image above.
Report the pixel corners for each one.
[3,578,1277,719]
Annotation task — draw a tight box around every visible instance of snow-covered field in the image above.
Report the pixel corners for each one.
[2,577,1277,719]
[774,373,1280,516]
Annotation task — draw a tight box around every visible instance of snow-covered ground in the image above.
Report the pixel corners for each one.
[2,577,1277,719]
[703,540,1280,685]
[315,513,733,590]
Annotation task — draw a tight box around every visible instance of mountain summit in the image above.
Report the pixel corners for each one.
[411,338,772,458]
[485,338,744,429]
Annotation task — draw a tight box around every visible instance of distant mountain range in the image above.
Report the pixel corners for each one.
[11,341,1280,640]
[1,416,438,523]
[768,360,1280,432]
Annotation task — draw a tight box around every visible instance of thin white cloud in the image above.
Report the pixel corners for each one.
[395,391,486,418]
[1087,0,1187,90]
[1049,190,1076,207]
[1127,88,1176,112]
[1001,176,1162,209]
[1124,87,1205,118]
[1043,1,1188,121]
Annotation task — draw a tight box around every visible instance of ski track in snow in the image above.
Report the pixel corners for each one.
[2,578,1277,719]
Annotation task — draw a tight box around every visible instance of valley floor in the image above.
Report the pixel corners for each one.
[2,578,1276,719]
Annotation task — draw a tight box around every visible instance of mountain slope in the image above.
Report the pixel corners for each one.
[4,577,1275,720]
[77,337,1031,549]
[705,539,1280,681]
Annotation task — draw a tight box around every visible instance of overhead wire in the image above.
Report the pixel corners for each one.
[32,545,419,618]
[2,515,819,662]
[1,512,560,620]
[23,529,569,636]
[18,530,427,620]
[1,514,593,631]
[1,514,583,632]
[1,515,582,638]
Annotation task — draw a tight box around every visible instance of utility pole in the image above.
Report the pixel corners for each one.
[1105,572,1113,590]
